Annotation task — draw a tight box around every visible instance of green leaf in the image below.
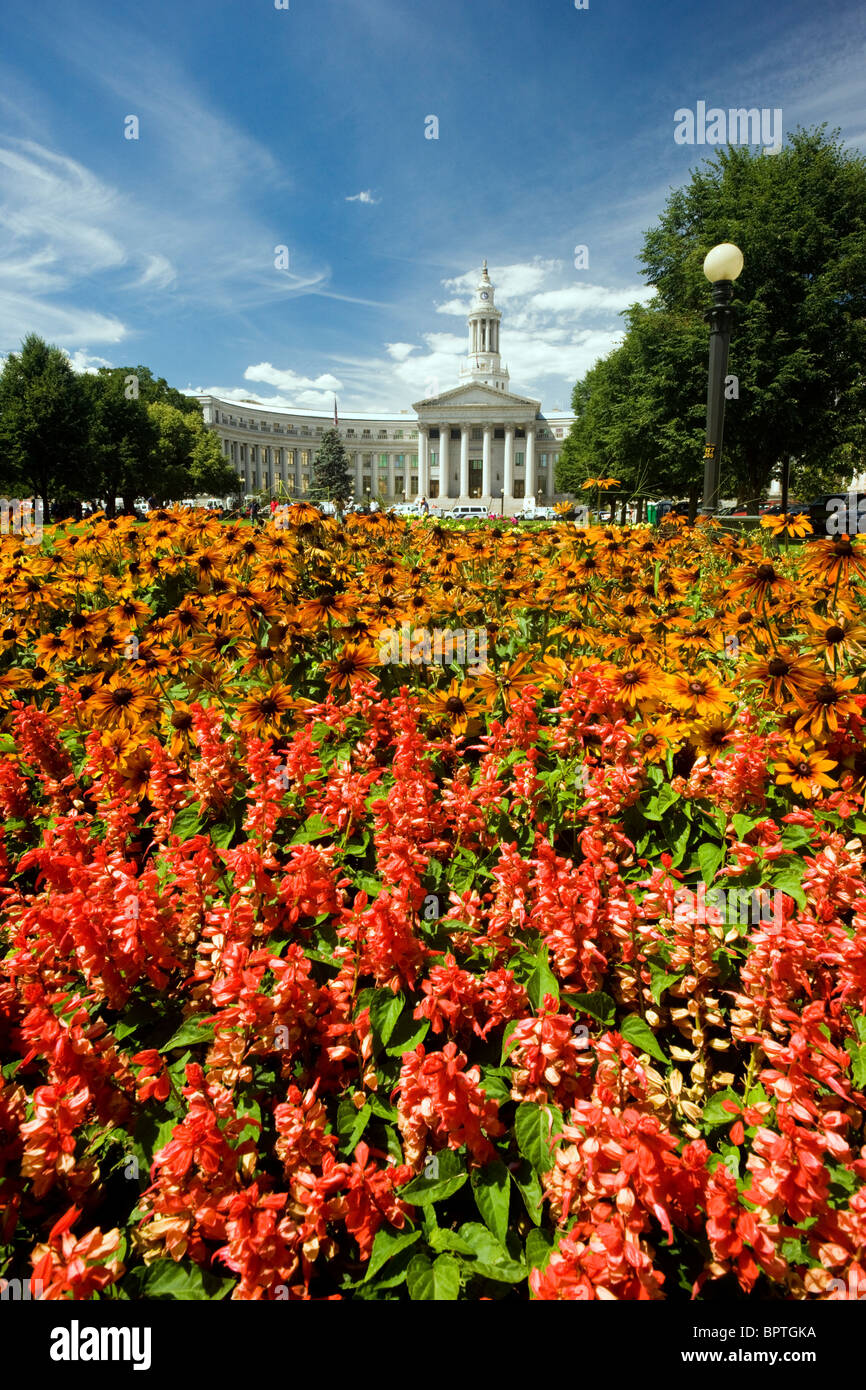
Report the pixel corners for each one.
[780,825,813,850]
[732,812,761,839]
[209,820,235,849]
[457,1223,526,1283]
[399,1150,468,1206]
[368,989,404,1052]
[470,1157,511,1244]
[642,783,679,822]
[767,858,808,910]
[170,805,204,840]
[620,1014,667,1065]
[846,1039,866,1089]
[478,1068,511,1105]
[563,991,616,1026]
[137,1261,234,1300]
[697,840,725,884]
[427,1227,477,1256]
[406,1253,461,1301]
[648,963,685,1005]
[511,1160,544,1226]
[701,1089,742,1129]
[515,1102,563,1175]
[527,943,559,1012]
[500,1019,521,1063]
[289,813,336,845]
[384,1017,429,1056]
[160,1017,216,1051]
[525,1227,555,1272]
[364,1226,422,1283]
[336,1094,372,1154]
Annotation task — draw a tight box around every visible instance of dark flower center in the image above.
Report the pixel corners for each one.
[755,564,777,582]
[767,658,790,677]
[688,681,706,696]
[825,626,845,643]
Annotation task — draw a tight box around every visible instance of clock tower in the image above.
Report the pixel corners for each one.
[460,259,510,392]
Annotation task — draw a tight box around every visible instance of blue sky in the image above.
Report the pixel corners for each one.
[0,0,864,413]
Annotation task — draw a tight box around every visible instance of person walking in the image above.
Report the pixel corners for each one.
[419,496,429,516]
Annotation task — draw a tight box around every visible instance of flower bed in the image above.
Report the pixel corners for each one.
[1,506,865,1301]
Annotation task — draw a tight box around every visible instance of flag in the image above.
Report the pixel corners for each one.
[334,397,338,427]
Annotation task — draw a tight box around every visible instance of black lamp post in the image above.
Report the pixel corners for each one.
[700,242,744,516]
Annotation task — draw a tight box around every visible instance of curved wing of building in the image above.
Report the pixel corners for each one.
[195,262,575,514]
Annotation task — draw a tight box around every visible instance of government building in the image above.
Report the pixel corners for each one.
[195,262,575,514]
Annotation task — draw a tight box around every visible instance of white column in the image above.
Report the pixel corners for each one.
[460,426,469,498]
[355,451,363,499]
[525,424,536,503]
[294,448,302,494]
[387,454,396,502]
[547,455,556,499]
[503,425,515,507]
[438,426,450,501]
[482,425,493,500]
[418,428,429,499]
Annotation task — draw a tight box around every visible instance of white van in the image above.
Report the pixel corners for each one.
[448,504,489,520]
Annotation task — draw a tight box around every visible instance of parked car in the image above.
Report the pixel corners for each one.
[448,504,489,520]
[519,505,557,521]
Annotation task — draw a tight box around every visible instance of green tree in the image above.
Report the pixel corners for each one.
[0,334,90,515]
[82,371,158,516]
[146,402,238,502]
[312,428,353,516]
[638,126,866,502]
[557,304,708,511]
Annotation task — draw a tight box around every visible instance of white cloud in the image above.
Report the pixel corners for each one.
[64,348,114,374]
[243,362,343,394]
[206,260,654,414]
[385,342,418,361]
[435,298,470,317]
[131,254,177,291]
[530,284,656,315]
[345,190,379,204]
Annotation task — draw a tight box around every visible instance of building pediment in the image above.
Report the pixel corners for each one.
[413,382,540,414]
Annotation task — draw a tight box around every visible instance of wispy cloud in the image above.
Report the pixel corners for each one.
[345,190,379,204]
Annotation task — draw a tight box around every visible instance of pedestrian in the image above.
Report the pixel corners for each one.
[419,496,429,516]
[250,498,260,525]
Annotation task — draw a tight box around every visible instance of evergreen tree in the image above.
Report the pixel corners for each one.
[312,428,353,516]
